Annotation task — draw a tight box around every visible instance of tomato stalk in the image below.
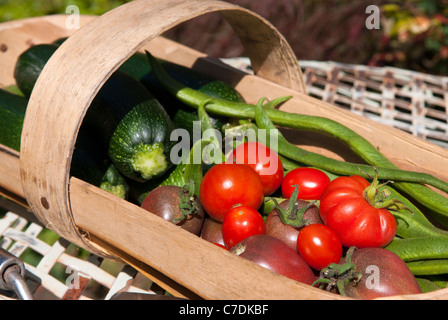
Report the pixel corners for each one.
[267,185,316,228]
[362,170,412,213]
[173,179,201,224]
[312,247,362,296]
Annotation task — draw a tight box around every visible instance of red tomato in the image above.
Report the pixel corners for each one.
[213,243,229,250]
[319,175,397,248]
[231,141,283,196]
[297,224,342,270]
[281,167,330,200]
[199,163,264,222]
[265,199,322,252]
[222,205,265,248]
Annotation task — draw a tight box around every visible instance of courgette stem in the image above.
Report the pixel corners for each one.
[131,143,168,180]
[146,51,448,224]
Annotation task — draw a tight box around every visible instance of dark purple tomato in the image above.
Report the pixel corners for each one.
[265,199,322,252]
[344,248,422,299]
[200,217,225,246]
[230,234,316,285]
[141,185,205,235]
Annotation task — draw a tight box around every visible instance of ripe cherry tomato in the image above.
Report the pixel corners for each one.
[231,141,283,196]
[199,163,264,222]
[281,167,330,200]
[296,224,342,270]
[222,205,265,249]
[319,175,397,248]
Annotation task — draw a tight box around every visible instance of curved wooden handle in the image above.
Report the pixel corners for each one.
[19,0,304,256]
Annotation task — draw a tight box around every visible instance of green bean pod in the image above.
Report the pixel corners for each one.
[253,98,448,228]
[232,116,448,239]
[386,237,448,261]
[415,278,445,293]
[279,146,448,239]
[145,51,448,224]
[407,260,448,276]
[422,276,448,289]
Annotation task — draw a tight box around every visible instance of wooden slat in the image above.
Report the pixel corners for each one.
[69,177,343,300]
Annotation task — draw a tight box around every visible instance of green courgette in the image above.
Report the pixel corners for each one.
[87,70,177,182]
[14,43,236,137]
[198,80,245,103]
[124,51,244,102]
[172,109,228,137]
[84,70,157,145]
[14,44,60,97]
[13,44,155,145]
[125,51,211,88]
[0,88,129,199]
[14,43,177,183]
[118,51,243,126]
[171,79,245,134]
[0,88,27,151]
[100,163,130,199]
[171,79,242,136]
[108,98,176,182]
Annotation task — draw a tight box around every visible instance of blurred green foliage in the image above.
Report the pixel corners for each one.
[1,1,448,72]
[2,0,448,74]
[371,0,448,74]
[0,0,131,22]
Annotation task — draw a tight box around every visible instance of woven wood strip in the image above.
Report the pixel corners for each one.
[223,57,448,149]
[299,61,448,149]
[0,211,156,300]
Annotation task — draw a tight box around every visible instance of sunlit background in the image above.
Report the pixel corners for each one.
[1,0,447,75]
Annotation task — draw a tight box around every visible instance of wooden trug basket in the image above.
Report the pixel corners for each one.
[1,0,448,300]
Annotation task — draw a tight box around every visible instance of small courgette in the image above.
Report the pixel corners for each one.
[0,88,27,151]
[13,43,60,97]
[100,163,130,199]
[108,98,176,182]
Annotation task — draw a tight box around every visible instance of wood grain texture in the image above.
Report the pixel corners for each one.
[0,15,96,87]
